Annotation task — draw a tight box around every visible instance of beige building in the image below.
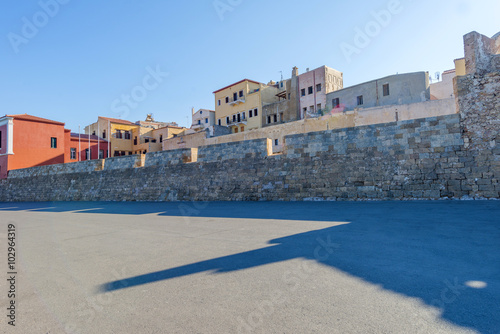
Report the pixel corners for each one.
[262,66,344,128]
[85,117,139,157]
[213,79,280,133]
[85,115,185,156]
[191,108,216,132]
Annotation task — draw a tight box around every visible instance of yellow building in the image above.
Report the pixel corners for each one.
[454,58,466,76]
[213,79,280,133]
[85,117,139,157]
[85,116,187,156]
[133,125,186,154]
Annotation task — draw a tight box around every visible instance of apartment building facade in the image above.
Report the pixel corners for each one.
[326,72,430,112]
[213,79,280,133]
[0,114,67,179]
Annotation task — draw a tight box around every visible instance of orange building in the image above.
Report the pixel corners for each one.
[0,114,108,179]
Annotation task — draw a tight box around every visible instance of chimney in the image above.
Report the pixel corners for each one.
[306,68,310,72]
[292,66,299,77]
[192,107,195,115]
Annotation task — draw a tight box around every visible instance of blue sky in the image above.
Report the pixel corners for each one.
[1,0,499,132]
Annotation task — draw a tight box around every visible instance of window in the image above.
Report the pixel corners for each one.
[124,131,131,140]
[116,130,122,139]
[99,150,104,159]
[303,107,307,113]
[218,99,221,106]
[159,135,163,142]
[145,138,150,143]
[151,139,157,143]
[200,110,203,115]
[317,104,321,111]
[50,137,57,148]
[275,139,279,146]
[121,151,126,156]
[114,151,120,157]
[233,92,238,101]
[316,84,322,92]
[226,116,230,124]
[239,90,244,97]
[134,137,137,145]
[225,97,229,103]
[308,86,313,95]
[254,108,258,116]
[249,109,253,117]
[233,115,236,122]
[383,84,390,96]
[218,119,221,126]
[310,105,315,112]
[242,112,246,119]
[273,114,277,122]
[301,89,306,97]
[205,118,208,123]
[357,95,364,105]
[102,130,106,139]
[70,148,76,160]
[198,120,201,125]
[0,131,2,149]
[288,93,291,100]
[267,116,271,124]
[85,149,91,160]
[333,98,340,108]
[240,126,244,132]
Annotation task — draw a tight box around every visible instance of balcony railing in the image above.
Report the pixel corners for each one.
[229,95,246,105]
[227,117,247,126]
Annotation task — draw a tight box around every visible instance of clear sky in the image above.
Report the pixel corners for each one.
[1,0,499,132]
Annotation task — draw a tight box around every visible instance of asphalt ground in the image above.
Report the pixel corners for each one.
[0,201,499,334]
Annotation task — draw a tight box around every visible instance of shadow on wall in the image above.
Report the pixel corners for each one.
[1,201,499,333]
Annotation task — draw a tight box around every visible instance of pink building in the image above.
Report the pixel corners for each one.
[298,66,343,118]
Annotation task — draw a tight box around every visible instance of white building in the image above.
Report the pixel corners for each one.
[191,108,215,131]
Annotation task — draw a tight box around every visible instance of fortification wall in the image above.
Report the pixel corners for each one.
[0,112,498,202]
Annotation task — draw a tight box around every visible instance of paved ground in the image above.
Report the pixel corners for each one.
[0,201,499,334]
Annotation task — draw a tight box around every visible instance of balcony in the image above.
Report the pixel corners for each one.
[229,95,246,106]
[191,123,204,130]
[227,117,247,126]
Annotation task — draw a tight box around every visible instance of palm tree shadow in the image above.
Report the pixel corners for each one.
[97,201,500,333]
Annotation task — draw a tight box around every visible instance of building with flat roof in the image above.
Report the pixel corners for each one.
[213,79,281,133]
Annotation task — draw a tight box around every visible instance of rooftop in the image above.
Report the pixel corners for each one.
[4,114,65,126]
[70,133,107,141]
[98,116,137,126]
[213,79,263,94]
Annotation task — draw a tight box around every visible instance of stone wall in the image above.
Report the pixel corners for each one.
[0,111,497,202]
[8,159,104,178]
[197,139,270,163]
